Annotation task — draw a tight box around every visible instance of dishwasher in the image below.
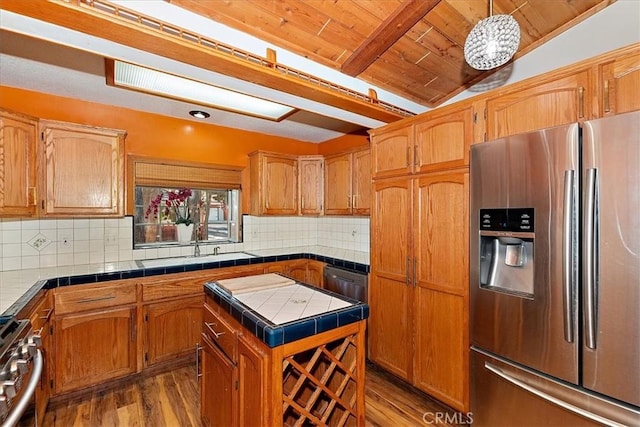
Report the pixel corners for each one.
[323,265,368,303]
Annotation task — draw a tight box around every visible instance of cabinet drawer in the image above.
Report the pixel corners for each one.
[142,275,205,301]
[203,304,237,363]
[55,282,137,315]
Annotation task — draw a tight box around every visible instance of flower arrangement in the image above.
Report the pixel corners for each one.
[146,188,195,226]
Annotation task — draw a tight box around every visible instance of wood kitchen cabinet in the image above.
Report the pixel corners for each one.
[598,48,640,116]
[370,101,474,179]
[369,177,413,380]
[484,69,593,140]
[412,170,469,410]
[54,306,137,394]
[201,334,236,427]
[0,109,38,217]
[249,151,298,215]
[369,171,469,411]
[264,259,326,288]
[52,281,137,394]
[369,103,471,411]
[143,296,202,367]
[200,302,267,427]
[324,147,371,215]
[298,155,324,215]
[40,120,126,216]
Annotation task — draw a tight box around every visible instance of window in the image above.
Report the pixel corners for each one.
[133,186,241,247]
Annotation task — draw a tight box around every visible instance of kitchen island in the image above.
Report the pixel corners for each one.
[202,273,369,427]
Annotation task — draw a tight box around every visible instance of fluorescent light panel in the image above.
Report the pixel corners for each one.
[111,60,295,121]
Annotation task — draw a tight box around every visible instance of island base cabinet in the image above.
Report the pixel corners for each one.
[53,306,137,394]
[202,293,367,426]
[201,334,236,427]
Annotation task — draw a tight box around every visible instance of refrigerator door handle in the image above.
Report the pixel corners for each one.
[562,170,576,343]
[484,362,626,427]
[584,168,598,349]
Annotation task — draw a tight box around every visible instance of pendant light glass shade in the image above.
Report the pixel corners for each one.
[464,5,520,70]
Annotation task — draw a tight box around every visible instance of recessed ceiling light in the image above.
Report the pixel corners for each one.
[106,59,296,121]
[189,110,210,119]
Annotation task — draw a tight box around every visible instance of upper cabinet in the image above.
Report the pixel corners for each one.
[40,120,126,217]
[484,69,593,140]
[324,147,371,216]
[598,49,640,116]
[249,151,298,216]
[298,155,324,216]
[0,110,38,217]
[370,102,475,179]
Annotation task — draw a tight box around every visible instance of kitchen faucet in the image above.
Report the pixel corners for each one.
[193,206,201,257]
[213,246,220,256]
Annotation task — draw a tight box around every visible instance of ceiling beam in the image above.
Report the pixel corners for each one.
[341,0,441,77]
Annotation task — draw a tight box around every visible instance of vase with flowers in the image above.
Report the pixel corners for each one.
[146,188,196,244]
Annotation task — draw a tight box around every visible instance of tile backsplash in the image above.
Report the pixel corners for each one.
[0,215,370,272]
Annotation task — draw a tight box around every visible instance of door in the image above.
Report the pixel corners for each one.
[470,124,580,383]
[581,111,640,406]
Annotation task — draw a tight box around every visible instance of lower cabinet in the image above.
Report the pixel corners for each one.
[200,304,267,427]
[54,306,137,394]
[201,334,236,427]
[143,295,203,367]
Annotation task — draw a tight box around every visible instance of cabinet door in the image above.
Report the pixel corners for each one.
[351,148,371,215]
[201,334,236,427]
[262,155,298,215]
[298,156,324,215]
[370,126,413,178]
[485,70,593,140]
[413,170,469,411]
[324,153,352,215]
[0,110,38,217]
[306,260,326,288]
[285,259,308,283]
[414,105,473,173]
[237,336,266,426]
[144,295,203,367]
[599,50,640,116]
[369,177,413,380]
[40,121,125,216]
[413,289,468,412]
[54,306,137,394]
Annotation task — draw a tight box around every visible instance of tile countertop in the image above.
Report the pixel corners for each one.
[205,278,369,348]
[0,245,369,316]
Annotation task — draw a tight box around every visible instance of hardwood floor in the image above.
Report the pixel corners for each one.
[23,363,459,426]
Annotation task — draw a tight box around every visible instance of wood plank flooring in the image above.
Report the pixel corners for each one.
[22,362,459,426]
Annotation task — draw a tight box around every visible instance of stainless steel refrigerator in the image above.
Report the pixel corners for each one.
[469,111,640,426]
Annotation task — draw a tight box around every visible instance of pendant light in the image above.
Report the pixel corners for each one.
[464,0,520,70]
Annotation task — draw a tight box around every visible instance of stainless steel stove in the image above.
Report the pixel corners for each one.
[0,317,43,427]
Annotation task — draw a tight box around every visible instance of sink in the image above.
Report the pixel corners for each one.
[138,252,256,268]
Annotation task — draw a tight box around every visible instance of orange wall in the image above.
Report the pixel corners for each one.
[318,133,369,156]
[0,86,321,166]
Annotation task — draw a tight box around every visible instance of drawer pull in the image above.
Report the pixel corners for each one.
[205,322,226,339]
[39,308,53,321]
[77,295,116,304]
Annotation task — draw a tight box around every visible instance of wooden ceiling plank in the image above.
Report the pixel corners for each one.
[170,0,351,70]
[341,0,442,76]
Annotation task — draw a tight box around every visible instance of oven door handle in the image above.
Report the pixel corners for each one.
[1,349,43,427]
